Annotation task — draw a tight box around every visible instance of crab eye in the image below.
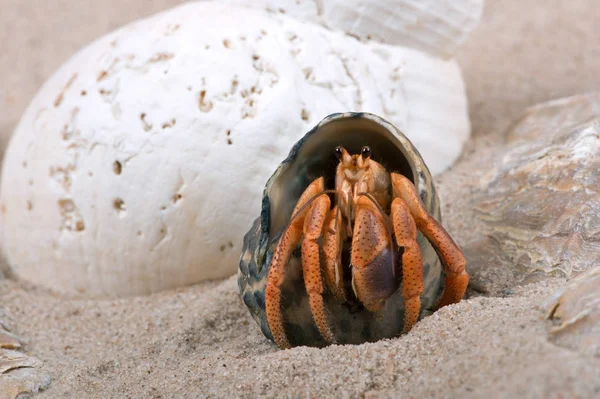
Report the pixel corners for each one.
[361,146,371,158]
[334,146,343,159]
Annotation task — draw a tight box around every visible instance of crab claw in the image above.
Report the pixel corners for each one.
[350,196,399,312]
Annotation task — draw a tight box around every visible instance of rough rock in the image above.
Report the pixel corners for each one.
[0,318,51,399]
[543,266,600,357]
[458,94,600,295]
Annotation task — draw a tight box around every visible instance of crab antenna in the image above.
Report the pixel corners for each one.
[357,192,396,279]
[345,191,353,236]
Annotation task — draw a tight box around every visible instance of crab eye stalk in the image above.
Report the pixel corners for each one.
[334,146,343,159]
[361,146,371,158]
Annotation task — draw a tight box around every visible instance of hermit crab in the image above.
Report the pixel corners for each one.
[239,113,468,349]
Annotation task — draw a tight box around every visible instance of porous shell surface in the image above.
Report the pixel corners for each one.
[239,113,444,347]
[0,1,470,297]
[225,0,484,58]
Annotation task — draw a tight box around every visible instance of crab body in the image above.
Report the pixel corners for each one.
[239,113,467,348]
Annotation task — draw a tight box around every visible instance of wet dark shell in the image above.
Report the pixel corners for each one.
[238,112,444,347]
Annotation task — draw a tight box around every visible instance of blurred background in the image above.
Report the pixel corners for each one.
[1,0,599,160]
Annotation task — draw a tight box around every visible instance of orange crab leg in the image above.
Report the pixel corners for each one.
[350,196,396,313]
[265,177,331,349]
[301,194,337,344]
[322,206,347,303]
[391,173,468,310]
[391,197,424,332]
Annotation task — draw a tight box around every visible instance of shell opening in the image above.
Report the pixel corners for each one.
[266,114,420,240]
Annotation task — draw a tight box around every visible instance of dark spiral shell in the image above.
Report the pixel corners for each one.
[238,112,444,347]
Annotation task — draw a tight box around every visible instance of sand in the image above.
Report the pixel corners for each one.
[2,1,600,398]
[0,274,597,399]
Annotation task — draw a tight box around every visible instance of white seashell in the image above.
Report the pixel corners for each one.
[225,0,484,58]
[224,0,322,24]
[0,1,470,297]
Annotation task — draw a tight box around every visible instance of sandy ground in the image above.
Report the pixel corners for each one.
[2,274,599,399]
[2,1,600,398]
